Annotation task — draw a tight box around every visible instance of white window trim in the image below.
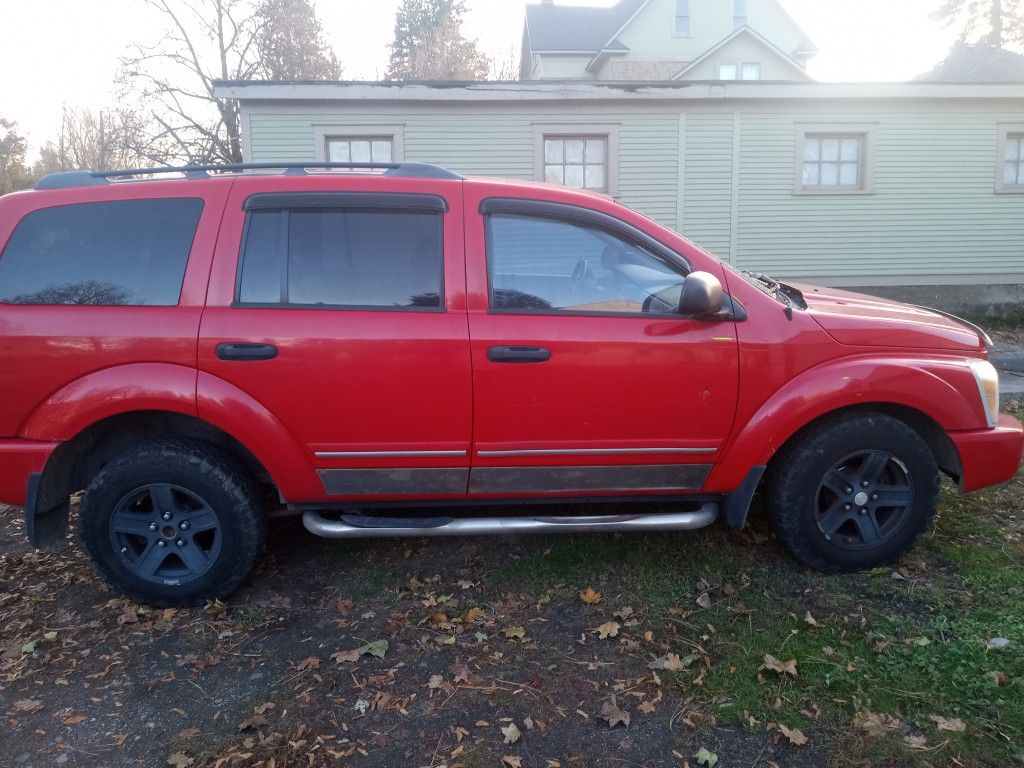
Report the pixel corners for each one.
[312,125,406,163]
[533,124,620,197]
[794,123,878,196]
[996,123,1024,194]
[672,0,692,37]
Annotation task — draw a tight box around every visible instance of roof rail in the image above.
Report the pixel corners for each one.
[35,161,464,190]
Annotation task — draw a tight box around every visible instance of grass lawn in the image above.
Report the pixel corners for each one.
[1,412,1022,767]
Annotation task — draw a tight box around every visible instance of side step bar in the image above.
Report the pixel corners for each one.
[302,503,719,540]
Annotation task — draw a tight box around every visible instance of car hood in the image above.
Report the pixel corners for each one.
[793,283,987,352]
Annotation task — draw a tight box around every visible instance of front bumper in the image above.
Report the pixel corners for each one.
[950,413,1024,492]
[0,439,58,506]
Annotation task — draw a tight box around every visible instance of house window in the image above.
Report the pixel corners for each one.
[674,0,691,35]
[733,0,748,29]
[543,136,609,192]
[327,137,394,164]
[999,129,1024,192]
[719,62,761,80]
[797,127,875,194]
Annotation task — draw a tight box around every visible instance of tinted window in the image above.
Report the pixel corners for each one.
[0,199,203,306]
[238,209,443,309]
[486,214,685,314]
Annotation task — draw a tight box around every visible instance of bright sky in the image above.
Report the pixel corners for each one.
[0,0,957,155]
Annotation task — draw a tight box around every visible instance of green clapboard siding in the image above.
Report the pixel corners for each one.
[245,100,1024,283]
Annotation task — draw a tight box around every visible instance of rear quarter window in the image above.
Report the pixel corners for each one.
[0,198,204,306]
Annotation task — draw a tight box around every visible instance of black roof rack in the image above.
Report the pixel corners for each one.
[35,161,464,190]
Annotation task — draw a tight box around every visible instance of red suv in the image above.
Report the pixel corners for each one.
[1,162,1021,606]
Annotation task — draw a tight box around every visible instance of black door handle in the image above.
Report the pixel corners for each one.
[216,343,278,361]
[487,346,552,363]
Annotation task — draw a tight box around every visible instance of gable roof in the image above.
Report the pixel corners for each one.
[524,0,647,53]
[671,26,812,81]
[918,43,1024,83]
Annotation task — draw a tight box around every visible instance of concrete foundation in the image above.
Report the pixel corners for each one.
[846,284,1024,321]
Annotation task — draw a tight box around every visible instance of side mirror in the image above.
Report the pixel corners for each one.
[679,271,725,318]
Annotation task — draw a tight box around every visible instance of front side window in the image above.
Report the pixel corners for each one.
[486,214,687,315]
[733,0,748,29]
[718,63,738,80]
[719,62,760,80]
[327,136,394,164]
[1002,132,1024,190]
[675,0,691,35]
[801,134,865,190]
[543,136,609,192]
[742,62,762,80]
[0,198,203,306]
[238,208,443,309]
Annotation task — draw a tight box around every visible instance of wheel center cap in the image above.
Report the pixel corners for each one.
[854,491,869,506]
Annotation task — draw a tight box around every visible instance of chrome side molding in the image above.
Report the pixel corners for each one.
[302,504,719,539]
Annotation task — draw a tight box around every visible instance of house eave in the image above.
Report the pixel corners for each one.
[214,80,1024,103]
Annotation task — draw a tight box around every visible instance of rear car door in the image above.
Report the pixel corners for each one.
[198,175,472,503]
[464,188,740,498]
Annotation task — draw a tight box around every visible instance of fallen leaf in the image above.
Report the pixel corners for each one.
[354,640,389,658]
[761,654,798,677]
[987,670,1008,687]
[21,641,36,654]
[14,699,43,713]
[804,611,820,627]
[503,626,526,641]
[696,592,712,609]
[853,710,901,734]
[331,650,360,664]
[62,714,88,725]
[614,606,634,620]
[502,757,522,768]
[638,690,663,714]
[501,722,522,744]
[648,653,696,672]
[452,725,470,742]
[777,724,808,746]
[580,587,603,605]
[596,621,620,639]
[600,696,631,728]
[695,747,718,767]
[295,656,321,672]
[167,753,194,768]
[904,734,929,750]
[929,715,967,733]
[428,674,444,690]
[463,607,486,624]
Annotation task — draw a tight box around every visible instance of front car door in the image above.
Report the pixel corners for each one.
[199,175,472,503]
[464,185,740,499]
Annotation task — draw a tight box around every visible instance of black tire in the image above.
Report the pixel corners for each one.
[79,440,266,607]
[764,413,939,573]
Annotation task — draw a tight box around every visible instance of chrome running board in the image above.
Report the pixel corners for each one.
[302,504,719,539]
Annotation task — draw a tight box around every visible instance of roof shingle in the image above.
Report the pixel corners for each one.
[524,0,646,53]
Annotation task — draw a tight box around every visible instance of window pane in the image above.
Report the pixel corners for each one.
[545,165,564,185]
[328,141,350,163]
[565,139,585,164]
[840,138,860,161]
[279,210,442,308]
[239,211,284,304]
[0,199,203,306]
[719,63,738,80]
[564,164,585,188]
[350,140,372,163]
[585,164,606,190]
[821,138,840,162]
[741,63,761,80]
[820,163,839,186]
[1004,137,1021,162]
[1017,163,1024,186]
[585,138,606,163]
[675,0,690,34]
[371,140,393,163]
[487,214,684,314]
[544,139,563,164]
[802,163,820,186]
[803,139,821,162]
[839,162,859,186]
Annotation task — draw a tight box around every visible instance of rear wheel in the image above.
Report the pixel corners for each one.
[764,413,939,573]
[79,440,265,607]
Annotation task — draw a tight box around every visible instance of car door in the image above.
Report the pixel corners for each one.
[198,175,472,503]
[464,188,740,498]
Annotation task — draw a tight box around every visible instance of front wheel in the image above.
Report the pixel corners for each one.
[764,414,939,573]
[79,440,266,607]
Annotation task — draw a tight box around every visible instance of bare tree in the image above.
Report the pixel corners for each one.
[387,0,491,81]
[1,117,32,194]
[489,46,521,81]
[34,108,151,176]
[120,0,262,165]
[934,0,1023,47]
[254,0,341,80]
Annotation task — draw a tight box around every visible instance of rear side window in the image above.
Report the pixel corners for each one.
[237,207,443,309]
[0,199,203,306]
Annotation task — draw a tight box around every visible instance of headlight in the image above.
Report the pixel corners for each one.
[968,359,1000,428]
